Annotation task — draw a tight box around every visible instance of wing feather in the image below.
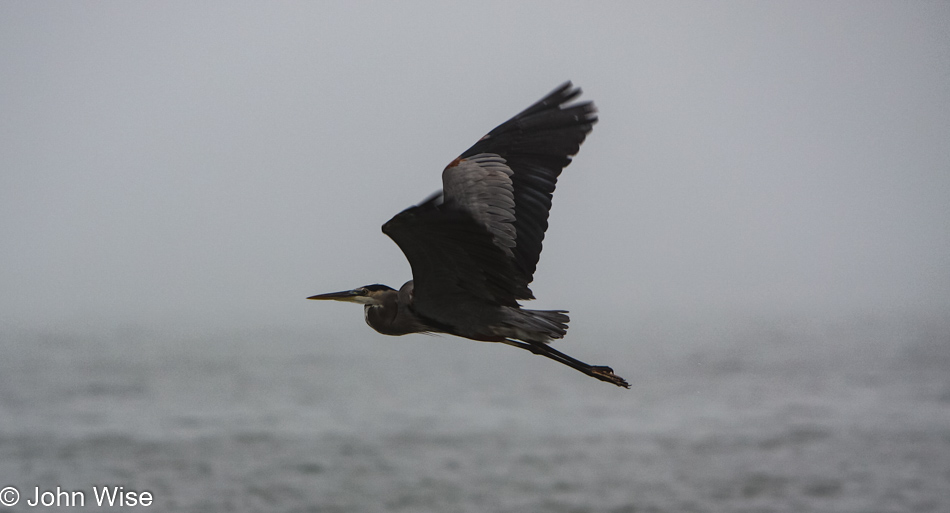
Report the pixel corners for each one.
[458,82,596,284]
[441,154,517,259]
[383,83,596,312]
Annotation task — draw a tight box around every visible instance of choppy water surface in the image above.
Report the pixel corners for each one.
[1,315,948,512]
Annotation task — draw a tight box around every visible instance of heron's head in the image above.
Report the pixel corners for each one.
[307,284,394,306]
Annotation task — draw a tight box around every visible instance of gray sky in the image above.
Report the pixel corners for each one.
[2,2,948,338]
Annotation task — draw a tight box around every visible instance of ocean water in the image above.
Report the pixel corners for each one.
[1,315,948,512]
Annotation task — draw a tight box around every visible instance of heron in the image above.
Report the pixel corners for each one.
[309,82,629,388]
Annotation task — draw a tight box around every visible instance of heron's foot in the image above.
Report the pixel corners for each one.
[590,365,630,389]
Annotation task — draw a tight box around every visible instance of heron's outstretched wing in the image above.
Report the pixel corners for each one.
[454,82,597,287]
[384,83,595,314]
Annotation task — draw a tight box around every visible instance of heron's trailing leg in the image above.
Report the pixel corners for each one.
[502,339,630,388]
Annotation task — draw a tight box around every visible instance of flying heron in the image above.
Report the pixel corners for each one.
[309,83,628,388]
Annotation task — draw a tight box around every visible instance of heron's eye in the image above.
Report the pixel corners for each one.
[357,288,369,295]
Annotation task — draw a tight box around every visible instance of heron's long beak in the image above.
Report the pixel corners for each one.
[307,289,362,302]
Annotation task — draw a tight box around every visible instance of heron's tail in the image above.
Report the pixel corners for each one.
[501,308,569,344]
